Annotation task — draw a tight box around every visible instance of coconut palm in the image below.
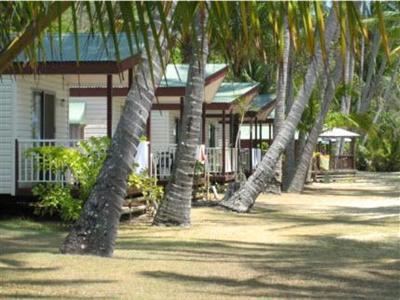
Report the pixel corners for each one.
[153,5,209,226]
[1,1,391,255]
[0,2,72,73]
[218,6,340,212]
[60,2,177,256]
[267,16,292,194]
[286,52,344,193]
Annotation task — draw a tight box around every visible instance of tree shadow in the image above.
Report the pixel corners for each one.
[302,187,400,198]
[137,235,399,299]
[0,293,114,299]
[2,279,115,286]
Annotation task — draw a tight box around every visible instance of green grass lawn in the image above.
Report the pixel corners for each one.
[1,172,399,299]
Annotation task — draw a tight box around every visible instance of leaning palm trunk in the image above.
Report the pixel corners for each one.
[357,30,381,113]
[359,55,388,114]
[336,34,355,156]
[61,4,176,256]
[218,8,339,212]
[287,53,344,193]
[265,17,291,194]
[153,8,208,226]
[362,58,400,144]
[282,42,295,191]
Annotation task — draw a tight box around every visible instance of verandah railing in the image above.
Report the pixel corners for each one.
[16,139,81,185]
[16,139,157,186]
[16,139,260,185]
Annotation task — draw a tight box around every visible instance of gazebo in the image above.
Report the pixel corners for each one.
[317,127,360,170]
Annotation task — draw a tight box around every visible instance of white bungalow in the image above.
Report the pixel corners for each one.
[0,34,276,198]
[0,34,141,197]
[69,65,275,183]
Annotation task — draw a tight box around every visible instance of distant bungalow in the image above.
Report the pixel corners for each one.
[0,34,275,198]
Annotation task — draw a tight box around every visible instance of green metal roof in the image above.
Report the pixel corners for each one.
[248,94,275,112]
[160,64,227,87]
[15,34,141,63]
[69,102,86,124]
[212,82,259,104]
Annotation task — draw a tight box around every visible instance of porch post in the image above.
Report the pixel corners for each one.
[147,111,152,171]
[229,111,234,147]
[234,114,240,148]
[222,109,226,175]
[128,68,133,89]
[15,139,19,193]
[249,117,253,170]
[352,138,356,169]
[180,97,184,120]
[268,123,272,145]
[106,74,113,138]
[259,121,263,145]
[254,117,258,148]
[202,103,206,144]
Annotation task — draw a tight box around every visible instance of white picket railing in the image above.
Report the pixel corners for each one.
[17,139,81,184]
[152,144,177,180]
[16,139,258,185]
[151,145,240,178]
[205,147,239,174]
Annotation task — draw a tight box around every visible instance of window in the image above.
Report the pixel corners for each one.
[32,91,56,139]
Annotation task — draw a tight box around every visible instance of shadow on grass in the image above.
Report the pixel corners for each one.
[0,219,66,257]
[302,187,400,198]
[201,201,399,230]
[2,279,115,286]
[135,236,399,299]
[0,293,114,299]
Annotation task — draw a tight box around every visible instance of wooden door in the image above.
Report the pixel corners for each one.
[41,93,55,139]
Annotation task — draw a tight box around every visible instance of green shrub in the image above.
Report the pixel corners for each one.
[128,169,164,214]
[32,184,81,222]
[29,137,110,222]
[358,112,400,172]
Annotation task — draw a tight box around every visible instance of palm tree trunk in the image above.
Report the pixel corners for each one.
[282,42,295,191]
[287,53,344,193]
[359,55,388,114]
[362,58,400,144]
[295,131,306,162]
[357,30,381,113]
[218,8,339,212]
[336,33,355,156]
[153,8,208,226]
[60,4,176,256]
[265,17,291,194]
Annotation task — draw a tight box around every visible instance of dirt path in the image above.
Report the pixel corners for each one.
[0,172,399,299]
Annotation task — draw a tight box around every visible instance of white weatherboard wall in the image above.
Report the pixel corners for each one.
[0,76,16,194]
[151,110,171,148]
[16,75,70,141]
[0,75,70,195]
[70,97,125,138]
[71,97,172,147]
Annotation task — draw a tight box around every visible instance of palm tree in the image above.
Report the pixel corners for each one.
[265,16,292,194]
[60,2,177,256]
[286,52,344,193]
[0,2,72,73]
[336,27,356,156]
[218,6,340,212]
[362,57,400,144]
[282,42,295,191]
[153,5,208,227]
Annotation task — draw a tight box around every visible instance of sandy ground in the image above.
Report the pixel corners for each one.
[0,172,399,299]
